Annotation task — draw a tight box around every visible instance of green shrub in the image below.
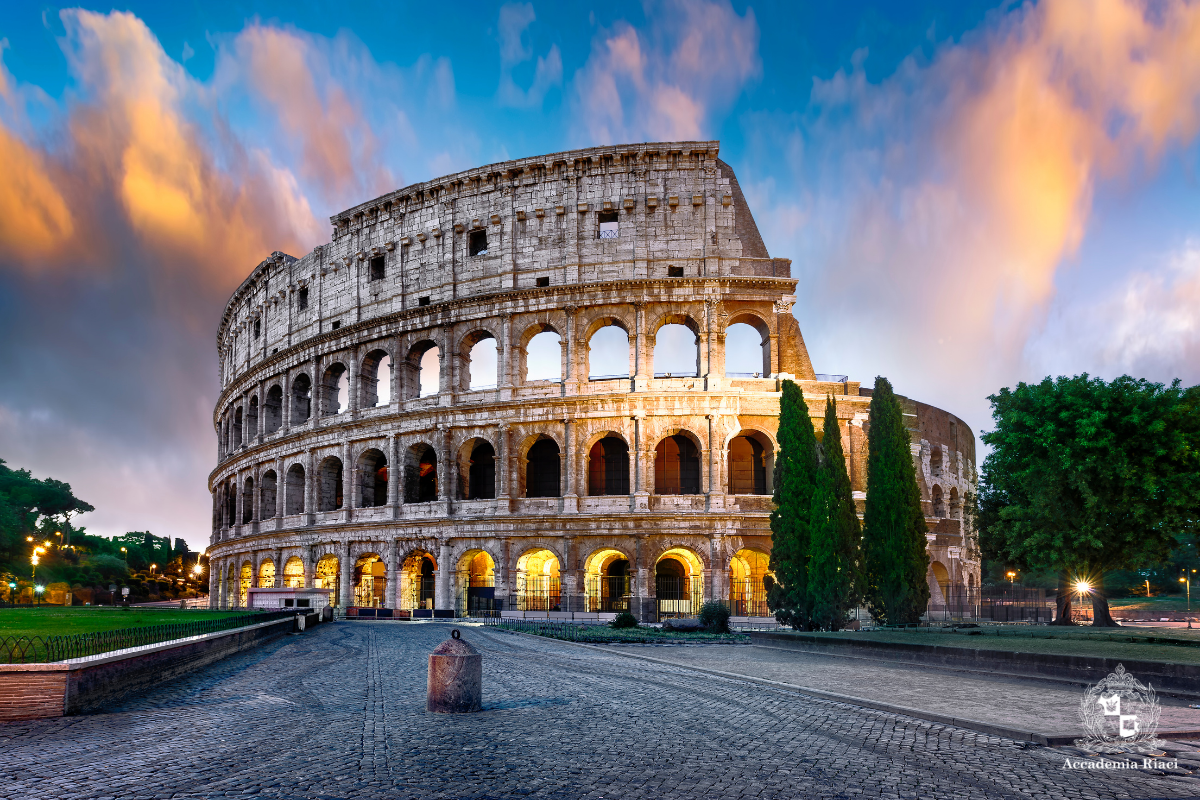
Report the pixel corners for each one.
[610,611,639,629]
[698,601,731,633]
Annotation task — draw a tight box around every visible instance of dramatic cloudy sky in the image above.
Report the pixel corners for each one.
[1,1,1198,551]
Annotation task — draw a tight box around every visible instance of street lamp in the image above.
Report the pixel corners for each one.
[31,546,45,582]
[150,563,157,574]
[34,585,44,606]
[120,547,127,563]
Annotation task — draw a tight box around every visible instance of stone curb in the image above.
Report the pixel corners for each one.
[485,627,1200,747]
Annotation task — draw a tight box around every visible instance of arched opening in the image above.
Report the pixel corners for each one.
[239,562,252,607]
[930,446,943,477]
[404,443,438,502]
[247,396,259,441]
[360,349,392,407]
[463,333,498,391]
[932,484,945,518]
[321,363,349,416]
[415,344,440,397]
[653,322,699,377]
[515,549,560,611]
[353,553,387,608]
[724,320,770,377]
[283,556,304,588]
[241,477,255,524]
[930,561,950,605]
[524,329,562,382]
[226,564,236,608]
[264,385,283,434]
[357,448,388,508]
[224,480,236,526]
[314,555,339,606]
[401,552,437,611]
[233,406,244,447]
[729,549,773,617]
[257,559,275,589]
[525,438,561,498]
[654,434,701,495]
[291,373,312,424]
[949,486,961,519]
[728,432,771,495]
[318,456,344,511]
[587,324,630,379]
[456,550,497,616]
[588,436,630,495]
[459,439,496,500]
[260,470,278,519]
[655,548,703,619]
[285,464,305,515]
[584,548,631,612]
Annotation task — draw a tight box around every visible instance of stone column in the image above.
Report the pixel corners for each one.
[282,371,291,433]
[311,355,321,428]
[388,539,399,610]
[706,414,724,511]
[439,426,453,510]
[348,349,360,419]
[632,301,649,391]
[438,325,453,406]
[563,304,578,395]
[435,542,451,613]
[273,548,283,588]
[274,456,284,520]
[233,475,243,535]
[256,383,265,443]
[339,542,352,608]
[634,536,651,622]
[305,543,317,591]
[561,536,577,613]
[632,415,650,511]
[497,424,511,506]
[562,418,577,513]
[388,433,401,518]
[252,469,262,524]
[304,448,315,523]
[390,336,403,411]
[498,313,514,398]
[341,440,352,523]
[711,534,726,608]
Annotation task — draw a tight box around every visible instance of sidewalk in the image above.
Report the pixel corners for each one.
[601,641,1200,745]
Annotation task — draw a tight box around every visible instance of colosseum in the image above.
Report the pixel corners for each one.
[206,140,979,622]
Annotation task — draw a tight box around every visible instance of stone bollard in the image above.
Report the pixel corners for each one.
[427,629,482,713]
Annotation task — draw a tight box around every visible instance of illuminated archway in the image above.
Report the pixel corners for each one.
[283,556,305,588]
[257,559,275,589]
[239,562,252,607]
[314,555,340,606]
[455,549,497,616]
[353,553,387,608]
[728,548,772,617]
[400,551,437,611]
[583,547,631,613]
[515,548,560,611]
[655,547,702,619]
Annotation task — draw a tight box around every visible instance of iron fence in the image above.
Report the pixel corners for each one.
[585,575,630,613]
[925,586,1056,623]
[655,576,702,620]
[515,575,561,612]
[456,572,501,616]
[0,610,297,664]
[729,581,769,617]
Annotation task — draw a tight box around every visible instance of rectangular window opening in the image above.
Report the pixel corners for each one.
[298,287,309,310]
[667,265,684,277]
[598,210,619,239]
[418,296,431,307]
[469,229,488,256]
[535,276,550,288]
[369,255,385,281]
[331,320,341,330]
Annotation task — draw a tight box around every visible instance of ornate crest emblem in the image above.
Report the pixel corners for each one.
[1075,664,1162,752]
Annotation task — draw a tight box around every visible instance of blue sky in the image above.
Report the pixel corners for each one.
[0,0,1197,549]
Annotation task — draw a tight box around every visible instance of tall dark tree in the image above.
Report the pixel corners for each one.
[0,458,93,569]
[979,375,1200,627]
[861,377,930,625]
[768,380,820,628]
[808,397,861,630]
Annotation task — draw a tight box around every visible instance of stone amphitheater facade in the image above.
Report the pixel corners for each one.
[206,140,979,621]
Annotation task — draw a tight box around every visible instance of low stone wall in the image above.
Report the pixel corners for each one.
[748,631,1200,697]
[0,614,313,722]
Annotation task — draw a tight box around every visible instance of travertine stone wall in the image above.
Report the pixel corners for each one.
[206,141,978,620]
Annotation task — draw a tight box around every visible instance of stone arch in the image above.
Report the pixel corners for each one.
[405,339,440,399]
[264,384,283,433]
[587,433,631,496]
[314,554,339,606]
[291,373,312,424]
[651,313,700,377]
[360,348,392,408]
[233,406,244,447]
[729,548,773,616]
[404,442,438,502]
[458,328,500,392]
[282,556,304,588]
[724,312,772,378]
[521,433,562,498]
[260,469,278,518]
[356,447,388,508]
[930,445,943,477]
[352,552,387,608]
[400,549,438,610]
[317,456,344,511]
[239,562,252,607]
[932,484,945,518]
[456,437,496,500]
[654,546,703,618]
[257,558,275,589]
[224,479,236,526]
[241,477,255,523]
[653,431,703,495]
[930,560,950,605]
[455,548,498,616]
[514,547,561,611]
[284,463,305,515]
[226,562,237,608]
[949,486,961,519]
[519,322,562,383]
[584,317,632,379]
[583,546,633,613]
[247,395,259,441]
[320,361,349,416]
[727,429,774,495]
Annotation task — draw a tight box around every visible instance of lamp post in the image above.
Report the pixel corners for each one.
[34,585,44,606]
[120,547,127,564]
[150,563,157,575]
[1181,572,1194,628]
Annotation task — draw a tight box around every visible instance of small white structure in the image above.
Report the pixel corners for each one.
[246,587,333,611]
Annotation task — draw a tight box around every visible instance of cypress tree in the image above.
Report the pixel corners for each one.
[861,377,930,625]
[808,397,861,631]
[768,381,819,629]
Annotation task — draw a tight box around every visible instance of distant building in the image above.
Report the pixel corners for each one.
[207,141,978,621]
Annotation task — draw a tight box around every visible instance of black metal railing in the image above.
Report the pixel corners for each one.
[516,575,561,612]
[729,581,769,617]
[655,576,702,620]
[0,610,296,664]
[925,586,1056,623]
[585,575,630,613]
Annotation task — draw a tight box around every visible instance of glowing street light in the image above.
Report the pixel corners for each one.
[34,584,44,606]
[150,563,157,574]
[1006,571,1017,587]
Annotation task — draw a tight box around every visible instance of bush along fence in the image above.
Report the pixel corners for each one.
[483,617,748,644]
[0,610,298,664]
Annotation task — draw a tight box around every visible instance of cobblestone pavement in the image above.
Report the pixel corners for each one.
[3,622,1200,800]
[601,642,1200,737]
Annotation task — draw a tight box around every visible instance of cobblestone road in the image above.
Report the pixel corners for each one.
[2,622,1199,800]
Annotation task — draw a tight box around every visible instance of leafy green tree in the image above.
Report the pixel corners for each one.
[808,397,862,630]
[768,380,820,629]
[979,375,1200,627]
[0,458,93,573]
[861,377,930,625]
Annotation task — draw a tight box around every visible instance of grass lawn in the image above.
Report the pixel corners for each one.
[0,607,256,639]
[1109,596,1198,616]
[801,626,1200,666]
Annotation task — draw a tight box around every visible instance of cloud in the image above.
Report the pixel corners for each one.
[750,0,1200,437]
[496,3,562,108]
[570,0,760,143]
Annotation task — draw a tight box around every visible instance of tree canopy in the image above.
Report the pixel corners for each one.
[768,380,820,628]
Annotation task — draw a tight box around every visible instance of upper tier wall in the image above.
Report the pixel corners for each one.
[216,142,789,389]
